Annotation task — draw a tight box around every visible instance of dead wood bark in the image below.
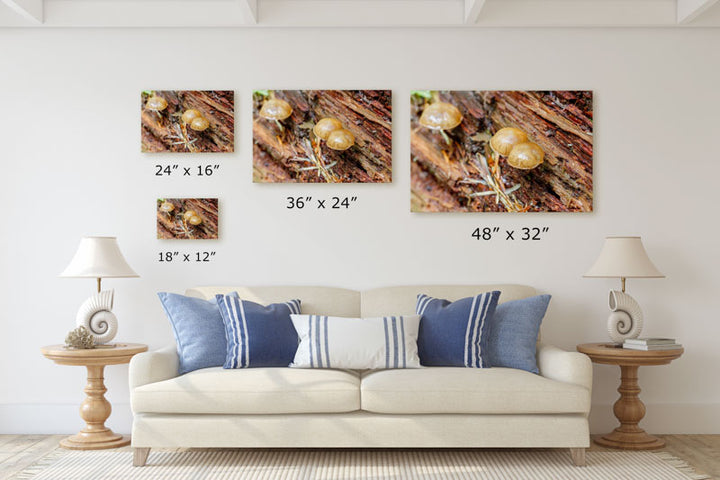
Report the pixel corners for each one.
[253,90,392,183]
[142,91,234,153]
[411,91,593,212]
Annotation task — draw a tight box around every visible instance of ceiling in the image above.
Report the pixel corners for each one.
[1,0,719,27]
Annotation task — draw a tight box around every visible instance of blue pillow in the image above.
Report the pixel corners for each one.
[157,292,228,375]
[216,295,301,368]
[486,295,551,374]
[416,291,500,367]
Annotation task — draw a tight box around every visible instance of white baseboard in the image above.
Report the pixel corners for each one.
[0,403,133,434]
[589,403,720,434]
[2,403,719,435]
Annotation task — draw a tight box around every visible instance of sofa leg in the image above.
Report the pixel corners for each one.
[569,448,586,466]
[133,447,150,467]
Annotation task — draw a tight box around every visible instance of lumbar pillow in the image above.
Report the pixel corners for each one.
[290,314,421,369]
[416,291,500,367]
[486,294,551,374]
[157,292,228,375]
[216,295,301,368]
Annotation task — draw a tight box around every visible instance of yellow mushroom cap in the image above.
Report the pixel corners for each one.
[188,215,203,226]
[146,96,168,111]
[183,210,198,221]
[490,127,529,156]
[259,98,293,121]
[313,118,343,140]
[326,129,355,151]
[189,117,210,132]
[507,142,545,170]
[419,102,463,131]
[182,109,202,124]
[159,202,174,213]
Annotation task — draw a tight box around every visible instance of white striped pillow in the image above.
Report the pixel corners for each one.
[290,314,421,369]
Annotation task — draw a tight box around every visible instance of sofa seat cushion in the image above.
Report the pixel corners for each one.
[360,367,590,414]
[132,367,360,414]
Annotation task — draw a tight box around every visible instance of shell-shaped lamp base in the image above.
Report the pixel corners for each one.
[606,290,644,344]
[76,290,118,344]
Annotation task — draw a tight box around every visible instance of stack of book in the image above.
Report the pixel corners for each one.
[623,338,682,350]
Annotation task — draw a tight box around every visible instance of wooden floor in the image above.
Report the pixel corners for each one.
[1,434,718,479]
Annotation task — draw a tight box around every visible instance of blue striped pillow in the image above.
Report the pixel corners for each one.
[289,314,421,369]
[416,291,500,367]
[216,295,301,368]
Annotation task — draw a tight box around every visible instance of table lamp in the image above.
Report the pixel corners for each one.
[583,236,664,344]
[60,236,139,345]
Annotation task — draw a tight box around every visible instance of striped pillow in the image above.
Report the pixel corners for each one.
[290,315,421,369]
[416,291,500,368]
[216,295,301,368]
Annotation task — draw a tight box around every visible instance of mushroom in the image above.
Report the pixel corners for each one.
[159,202,174,214]
[189,116,210,132]
[181,109,202,124]
[419,101,463,145]
[490,127,528,156]
[259,98,293,131]
[183,210,198,221]
[188,215,203,226]
[146,95,168,112]
[313,118,343,140]
[326,129,355,151]
[508,142,545,170]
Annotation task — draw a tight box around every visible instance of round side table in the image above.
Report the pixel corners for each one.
[41,343,148,450]
[577,342,683,450]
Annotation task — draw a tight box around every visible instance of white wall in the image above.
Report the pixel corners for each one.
[0,27,718,435]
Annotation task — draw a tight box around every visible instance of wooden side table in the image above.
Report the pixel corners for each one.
[577,342,683,450]
[41,343,148,450]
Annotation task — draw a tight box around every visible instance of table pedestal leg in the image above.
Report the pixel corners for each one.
[60,365,129,450]
[594,365,665,450]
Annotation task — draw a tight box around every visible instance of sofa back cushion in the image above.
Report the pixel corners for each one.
[361,285,536,317]
[186,286,361,317]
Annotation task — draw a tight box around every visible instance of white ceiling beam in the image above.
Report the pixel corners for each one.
[475,0,676,26]
[259,0,462,26]
[238,0,257,24]
[38,0,257,27]
[464,0,487,24]
[677,0,720,23]
[1,0,43,24]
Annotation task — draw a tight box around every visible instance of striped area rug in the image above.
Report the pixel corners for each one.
[13,449,710,480]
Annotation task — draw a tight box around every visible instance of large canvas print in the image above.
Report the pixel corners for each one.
[411,91,593,212]
[141,90,234,153]
[253,90,392,183]
[157,198,218,239]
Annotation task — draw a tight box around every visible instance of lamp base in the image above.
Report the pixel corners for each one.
[607,290,643,344]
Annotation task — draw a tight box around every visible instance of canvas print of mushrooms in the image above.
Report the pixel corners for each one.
[157,198,218,240]
[142,91,234,153]
[411,91,593,212]
[253,90,392,183]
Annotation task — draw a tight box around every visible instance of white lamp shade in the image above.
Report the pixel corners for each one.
[584,236,664,278]
[60,236,139,278]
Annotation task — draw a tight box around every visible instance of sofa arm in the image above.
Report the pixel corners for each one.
[536,343,593,392]
[129,345,179,390]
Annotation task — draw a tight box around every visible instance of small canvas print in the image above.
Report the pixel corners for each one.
[141,90,234,153]
[157,198,218,240]
[253,90,392,183]
[411,91,593,212]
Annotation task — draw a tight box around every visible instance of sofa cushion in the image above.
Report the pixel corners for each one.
[290,314,421,369]
[157,292,228,375]
[360,367,590,414]
[216,295,301,368]
[416,292,500,368]
[486,295,551,374]
[132,367,360,414]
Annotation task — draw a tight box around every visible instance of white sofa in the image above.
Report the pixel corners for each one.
[129,285,592,467]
